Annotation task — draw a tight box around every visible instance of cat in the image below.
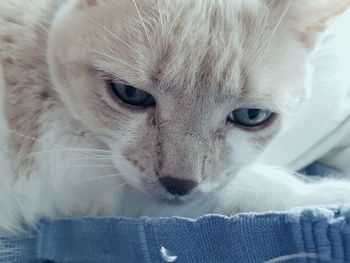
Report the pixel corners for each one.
[0,0,350,236]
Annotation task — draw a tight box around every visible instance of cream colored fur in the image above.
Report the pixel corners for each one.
[0,0,349,240]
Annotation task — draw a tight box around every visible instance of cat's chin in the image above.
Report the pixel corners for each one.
[158,191,200,204]
[126,181,202,205]
[138,187,197,204]
[158,196,191,205]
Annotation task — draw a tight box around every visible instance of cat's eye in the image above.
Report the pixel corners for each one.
[108,81,156,107]
[227,108,273,128]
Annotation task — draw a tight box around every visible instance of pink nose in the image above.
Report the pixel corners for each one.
[159,176,199,196]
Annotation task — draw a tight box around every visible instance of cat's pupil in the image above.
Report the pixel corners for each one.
[125,85,137,97]
[247,109,262,119]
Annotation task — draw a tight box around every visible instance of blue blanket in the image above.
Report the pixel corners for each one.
[1,163,349,263]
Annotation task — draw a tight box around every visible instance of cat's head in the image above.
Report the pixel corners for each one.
[47,0,348,200]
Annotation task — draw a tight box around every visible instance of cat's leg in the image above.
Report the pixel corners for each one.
[218,164,350,214]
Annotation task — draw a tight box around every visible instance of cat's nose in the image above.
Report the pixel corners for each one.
[159,176,199,196]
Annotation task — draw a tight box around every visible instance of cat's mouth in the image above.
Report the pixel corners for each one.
[153,170,237,203]
[147,181,200,203]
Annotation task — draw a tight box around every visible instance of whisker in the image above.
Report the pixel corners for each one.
[247,0,294,76]
[0,127,55,146]
[243,11,269,68]
[17,149,115,163]
[269,0,293,46]
[74,173,124,186]
[21,164,117,176]
[0,127,104,155]
[39,156,114,163]
[89,18,150,63]
[132,0,154,52]
[96,51,140,71]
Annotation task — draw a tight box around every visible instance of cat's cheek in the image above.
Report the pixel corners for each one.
[225,124,280,169]
[225,133,254,167]
[107,119,163,195]
[107,142,149,194]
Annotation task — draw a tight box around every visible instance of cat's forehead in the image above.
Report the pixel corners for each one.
[90,0,271,89]
[103,0,271,61]
[70,0,304,113]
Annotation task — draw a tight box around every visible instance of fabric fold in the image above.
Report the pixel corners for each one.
[1,207,350,262]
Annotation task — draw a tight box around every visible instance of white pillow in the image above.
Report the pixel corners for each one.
[261,8,350,173]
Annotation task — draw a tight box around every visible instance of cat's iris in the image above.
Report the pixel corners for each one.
[109,81,155,107]
[228,108,273,128]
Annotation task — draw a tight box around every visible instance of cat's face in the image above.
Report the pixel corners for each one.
[47,0,320,201]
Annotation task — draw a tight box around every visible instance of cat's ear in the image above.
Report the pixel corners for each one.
[269,0,350,49]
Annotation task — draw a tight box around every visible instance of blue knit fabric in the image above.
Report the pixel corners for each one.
[1,208,350,263]
[1,164,349,263]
